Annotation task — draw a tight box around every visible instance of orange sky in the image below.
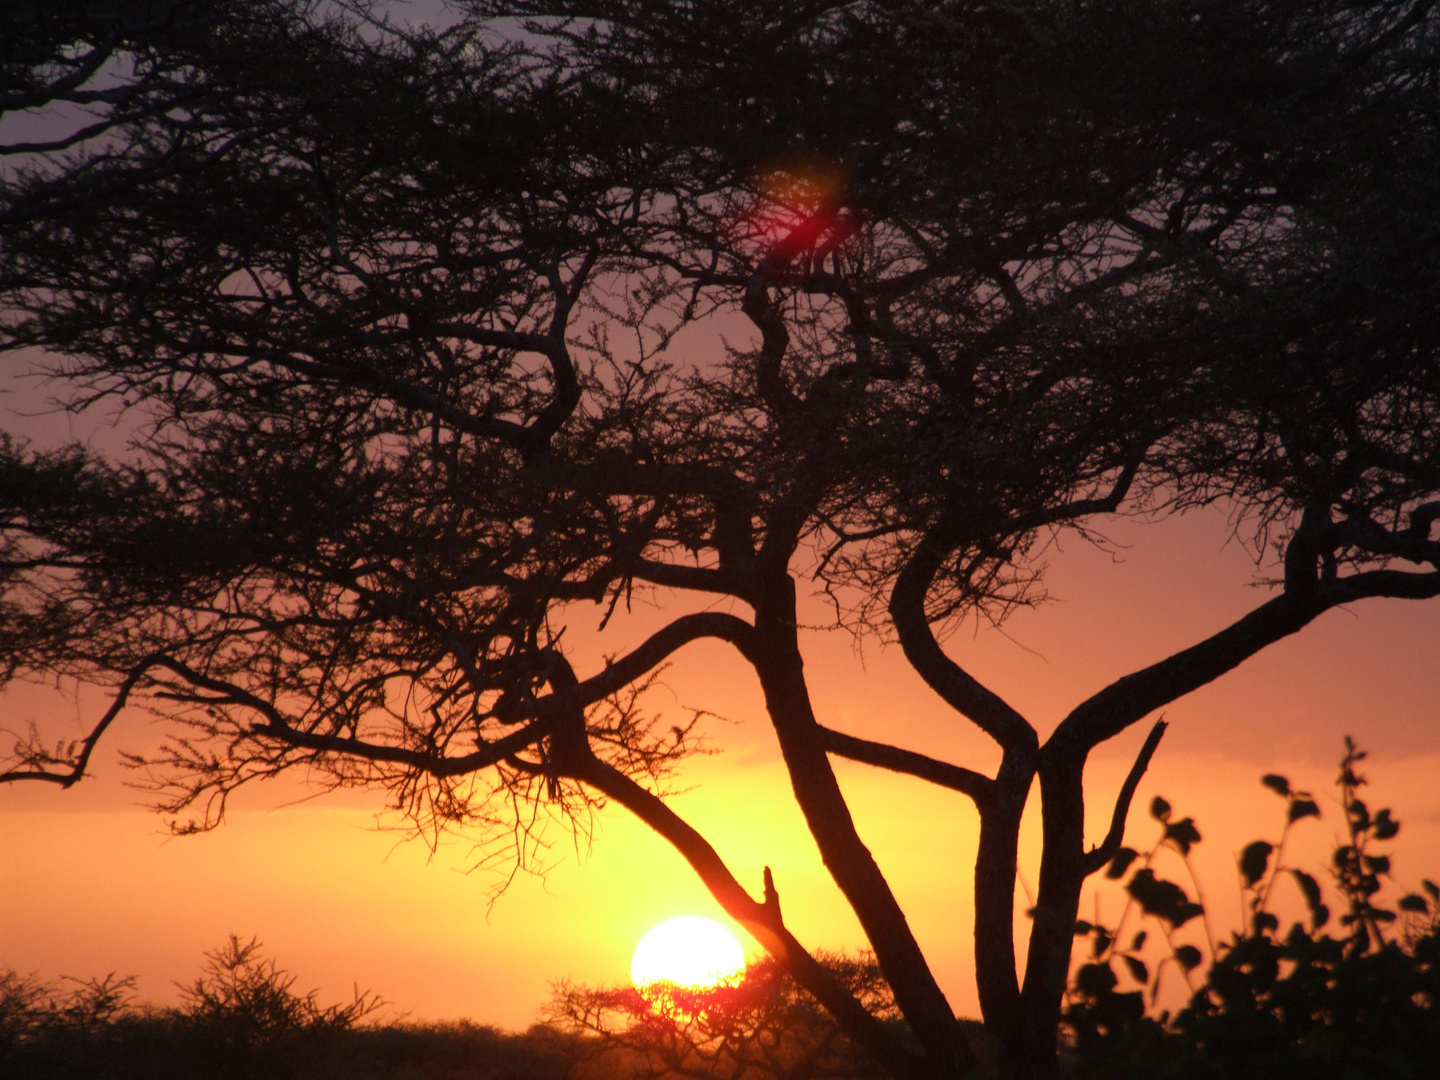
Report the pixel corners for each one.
[4,498,1439,1027]
[2,0,1437,1041]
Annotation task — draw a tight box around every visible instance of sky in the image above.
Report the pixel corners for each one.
[4,453,1439,1026]
[2,0,1439,1029]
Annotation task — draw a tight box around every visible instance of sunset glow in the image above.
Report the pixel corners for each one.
[631,916,746,990]
[3,7,1440,1075]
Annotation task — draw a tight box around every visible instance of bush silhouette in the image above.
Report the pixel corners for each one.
[0,937,572,1079]
[1066,739,1440,1080]
[178,935,380,1045]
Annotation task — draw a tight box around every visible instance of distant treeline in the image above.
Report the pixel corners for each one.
[0,936,581,1080]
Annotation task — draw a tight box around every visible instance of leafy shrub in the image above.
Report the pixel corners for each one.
[1066,739,1440,1080]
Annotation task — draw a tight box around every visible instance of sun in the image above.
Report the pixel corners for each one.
[631,916,746,990]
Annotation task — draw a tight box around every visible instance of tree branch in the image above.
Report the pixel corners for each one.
[530,253,594,443]
[889,537,1037,751]
[148,658,551,778]
[1,615,756,790]
[562,749,927,1080]
[1408,500,1440,540]
[1051,567,1440,755]
[0,663,147,787]
[556,612,759,709]
[0,30,118,112]
[816,725,994,806]
[622,557,752,601]
[1081,718,1167,875]
[249,347,532,446]
[1005,454,1145,536]
[739,206,842,415]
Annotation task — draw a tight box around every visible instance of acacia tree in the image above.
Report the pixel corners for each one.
[3,3,1439,1079]
[547,954,899,1080]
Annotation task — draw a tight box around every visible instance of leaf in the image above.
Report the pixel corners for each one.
[1150,796,1172,823]
[1287,798,1320,823]
[1423,879,1439,901]
[1372,808,1400,841]
[1075,963,1117,997]
[1106,847,1140,880]
[1240,841,1274,887]
[1074,920,1094,936]
[1252,911,1279,935]
[1261,774,1290,797]
[1348,798,1371,831]
[1127,869,1204,929]
[1123,955,1149,985]
[1164,817,1202,855]
[1175,945,1203,971]
[1364,854,1391,876]
[1398,894,1429,914]
[1290,870,1330,930]
[1291,869,1323,909]
[1130,930,1147,951]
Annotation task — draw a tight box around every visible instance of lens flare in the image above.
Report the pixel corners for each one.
[757,162,845,208]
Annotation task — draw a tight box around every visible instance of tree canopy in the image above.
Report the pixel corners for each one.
[2,2,1439,1078]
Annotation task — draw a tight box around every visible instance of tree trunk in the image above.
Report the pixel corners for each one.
[1008,755,1089,1080]
[752,574,975,1079]
[970,751,1032,1071]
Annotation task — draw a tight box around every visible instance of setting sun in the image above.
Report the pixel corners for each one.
[631,916,746,989]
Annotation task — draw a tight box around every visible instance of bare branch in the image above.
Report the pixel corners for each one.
[816,725,994,806]
[890,537,1036,751]
[1052,568,1440,755]
[249,348,532,446]
[740,206,845,415]
[622,558,752,600]
[557,613,759,709]
[0,663,147,787]
[149,658,551,779]
[0,30,118,112]
[562,748,927,1080]
[1082,718,1167,875]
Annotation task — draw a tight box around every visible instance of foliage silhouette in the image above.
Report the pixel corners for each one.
[1066,741,1440,1080]
[3,3,1440,1078]
[177,935,382,1053]
[546,953,928,1080]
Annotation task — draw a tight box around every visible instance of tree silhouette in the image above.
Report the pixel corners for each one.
[547,954,901,1080]
[3,3,1439,1078]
